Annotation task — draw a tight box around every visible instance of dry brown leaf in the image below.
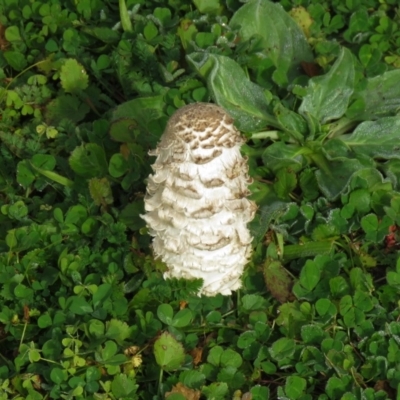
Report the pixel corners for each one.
[120,143,130,160]
[165,382,201,400]
[190,347,203,365]
[179,300,188,310]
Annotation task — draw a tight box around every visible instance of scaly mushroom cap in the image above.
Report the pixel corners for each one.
[141,103,257,296]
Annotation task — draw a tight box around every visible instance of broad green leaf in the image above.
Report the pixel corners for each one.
[97,54,111,70]
[38,314,52,329]
[17,160,36,188]
[88,320,105,338]
[387,258,400,287]
[81,217,99,236]
[102,340,118,360]
[299,260,321,291]
[339,295,365,328]
[171,308,193,328]
[348,189,371,214]
[229,0,313,80]
[111,374,138,397]
[60,59,89,93]
[5,90,23,108]
[220,349,242,368]
[109,119,137,143]
[217,367,245,390]
[45,94,90,124]
[350,168,387,191]
[93,284,112,308]
[353,290,373,312]
[202,382,228,399]
[299,168,319,200]
[111,96,165,141]
[260,361,277,374]
[250,385,270,400]
[195,32,215,49]
[207,346,223,366]
[299,48,355,124]
[383,159,400,190]
[50,367,68,384]
[241,294,268,311]
[179,370,206,389]
[5,26,22,42]
[109,153,129,178]
[274,103,308,142]
[285,376,307,399]
[177,18,198,51]
[4,51,27,71]
[315,299,337,318]
[274,169,297,199]
[81,26,120,43]
[187,52,278,132]
[5,230,16,249]
[237,331,257,349]
[153,8,173,28]
[385,197,400,226]
[157,304,174,325]
[315,158,365,200]
[31,154,56,171]
[348,69,400,120]
[249,180,272,206]
[206,310,221,324]
[69,144,108,179]
[322,137,352,160]
[86,367,101,385]
[360,214,393,243]
[325,376,352,399]
[300,204,314,220]
[339,295,356,327]
[14,283,33,299]
[329,276,350,297]
[262,142,305,173]
[193,0,222,14]
[311,223,338,241]
[118,201,145,230]
[7,200,28,220]
[269,337,296,361]
[249,199,289,245]
[154,332,185,371]
[67,296,93,315]
[341,117,400,160]
[65,205,87,225]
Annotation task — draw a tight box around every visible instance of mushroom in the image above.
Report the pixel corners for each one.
[141,103,257,296]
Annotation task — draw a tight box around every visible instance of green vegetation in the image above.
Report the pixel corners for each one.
[1,0,400,398]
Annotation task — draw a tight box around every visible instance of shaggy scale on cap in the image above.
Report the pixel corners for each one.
[141,103,257,296]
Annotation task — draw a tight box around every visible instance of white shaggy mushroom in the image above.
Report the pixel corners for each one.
[141,103,257,296]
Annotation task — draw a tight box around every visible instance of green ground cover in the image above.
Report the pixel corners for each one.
[1,0,400,398]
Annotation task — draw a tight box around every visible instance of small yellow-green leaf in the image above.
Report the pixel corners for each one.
[88,178,114,206]
[60,59,89,93]
[154,332,185,371]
